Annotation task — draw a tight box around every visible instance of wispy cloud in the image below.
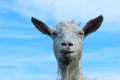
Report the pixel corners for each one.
[83,47,120,62]
[1,0,119,32]
[87,71,120,80]
[83,47,120,80]
[11,0,120,23]
[0,44,55,66]
[0,54,57,80]
[1,0,120,32]
[0,33,39,39]
[0,55,55,66]
[0,71,56,80]
[0,20,41,39]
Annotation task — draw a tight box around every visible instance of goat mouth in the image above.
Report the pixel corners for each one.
[60,50,74,54]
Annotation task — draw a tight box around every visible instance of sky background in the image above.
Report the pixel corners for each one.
[0,0,120,80]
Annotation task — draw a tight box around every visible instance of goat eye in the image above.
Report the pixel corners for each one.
[52,31,58,36]
[77,32,84,37]
[52,31,63,39]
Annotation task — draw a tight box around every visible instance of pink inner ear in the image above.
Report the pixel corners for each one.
[88,15,103,30]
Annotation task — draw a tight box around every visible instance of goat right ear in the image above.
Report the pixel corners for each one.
[83,15,103,38]
[31,17,52,36]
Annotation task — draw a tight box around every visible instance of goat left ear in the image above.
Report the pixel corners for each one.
[83,15,103,38]
[31,17,53,36]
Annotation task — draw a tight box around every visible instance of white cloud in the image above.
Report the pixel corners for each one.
[83,47,120,62]
[1,0,120,22]
[0,33,39,39]
[12,0,120,23]
[0,54,55,66]
[87,71,120,80]
[1,0,120,32]
[0,55,57,80]
[0,71,56,80]
[0,21,40,39]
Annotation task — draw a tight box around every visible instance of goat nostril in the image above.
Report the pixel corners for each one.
[69,42,73,46]
[61,42,73,46]
[62,43,66,46]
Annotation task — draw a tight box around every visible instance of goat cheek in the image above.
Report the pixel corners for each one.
[53,42,58,56]
[53,40,61,55]
[76,41,82,56]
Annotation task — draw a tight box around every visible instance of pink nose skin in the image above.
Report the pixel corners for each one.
[61,42,73,50]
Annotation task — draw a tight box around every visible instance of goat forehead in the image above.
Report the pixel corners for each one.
[55,21,82,32]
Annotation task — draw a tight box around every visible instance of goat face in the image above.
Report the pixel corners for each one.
[53,22,84,62]
[31,15,103,63]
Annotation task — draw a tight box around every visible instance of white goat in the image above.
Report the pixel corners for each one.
[31,15,103,80]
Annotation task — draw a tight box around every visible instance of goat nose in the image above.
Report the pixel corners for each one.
[61,42,73,46]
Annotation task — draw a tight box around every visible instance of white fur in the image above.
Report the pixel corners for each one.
[53,21,86,80]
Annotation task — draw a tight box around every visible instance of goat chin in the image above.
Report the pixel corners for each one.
[57,56,86,80]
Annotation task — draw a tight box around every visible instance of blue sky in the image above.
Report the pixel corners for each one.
[0,0,120,80]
